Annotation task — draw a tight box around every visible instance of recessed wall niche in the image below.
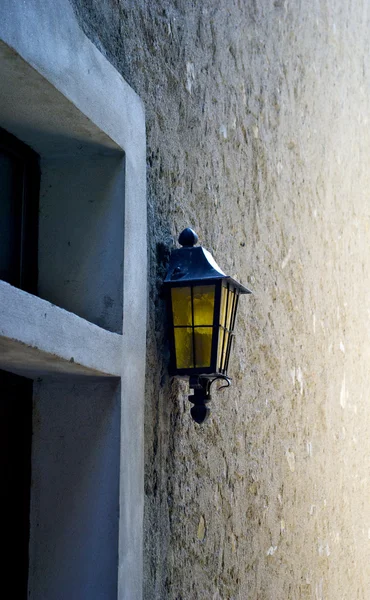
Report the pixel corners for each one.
[38,153,124,334]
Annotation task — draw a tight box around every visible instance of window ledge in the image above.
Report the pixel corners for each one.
[0,281,122,378]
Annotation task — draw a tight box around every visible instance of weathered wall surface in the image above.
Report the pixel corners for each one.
[70,1,370,598]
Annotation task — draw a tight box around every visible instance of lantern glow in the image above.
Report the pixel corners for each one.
[171,284,215,369]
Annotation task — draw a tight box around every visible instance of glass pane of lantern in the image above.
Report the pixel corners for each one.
[174,327,194,368]
[171,287,192,326]
[217,286,240,373]
[226,289,235,330]
[193,285,215,326]
[217,326,224,371]
[194,327,212,368]
[230,290,239,333]
[225,333,235,371]
[221,331,229,370]
[220,285,228,327]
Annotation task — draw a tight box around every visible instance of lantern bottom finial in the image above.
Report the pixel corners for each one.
[188,375,231,424]
[190,404,210,424]
[188,377,212,424]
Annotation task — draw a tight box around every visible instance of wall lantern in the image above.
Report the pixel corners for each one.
[164,228,251,424]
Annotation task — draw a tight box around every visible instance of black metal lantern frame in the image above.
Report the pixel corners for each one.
[164,228,251,424]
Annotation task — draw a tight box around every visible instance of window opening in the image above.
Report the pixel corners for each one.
[0,127,40,293]
[0,370,33,599]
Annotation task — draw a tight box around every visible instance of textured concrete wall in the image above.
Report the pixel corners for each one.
[71,1,370,598]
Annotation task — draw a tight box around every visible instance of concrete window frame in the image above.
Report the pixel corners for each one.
[0,2,146,600]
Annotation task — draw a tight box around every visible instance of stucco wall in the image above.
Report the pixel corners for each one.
[70,1,370,598]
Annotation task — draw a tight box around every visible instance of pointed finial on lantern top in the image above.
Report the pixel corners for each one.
[178,228,198,247]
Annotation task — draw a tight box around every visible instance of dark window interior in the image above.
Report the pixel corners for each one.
[0,128,39,595]
[0,370,33,598]
[0,127,40,293]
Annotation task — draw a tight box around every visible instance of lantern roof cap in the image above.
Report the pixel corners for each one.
[164,229,252,293]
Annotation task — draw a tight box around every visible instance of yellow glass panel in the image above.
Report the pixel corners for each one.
[193,285,215,326]
[221,331,230,370]
[174,327,193,368]
[220,286,227,327]
[194,327,213,368]
[217,326,224,370]
[226,289,235,330]
[171,287,192,326]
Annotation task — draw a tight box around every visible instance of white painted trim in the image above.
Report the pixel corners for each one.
[0,2,146,599]
[0,281,122,378]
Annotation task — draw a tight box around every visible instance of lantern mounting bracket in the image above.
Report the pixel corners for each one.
[188,374,231,424]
